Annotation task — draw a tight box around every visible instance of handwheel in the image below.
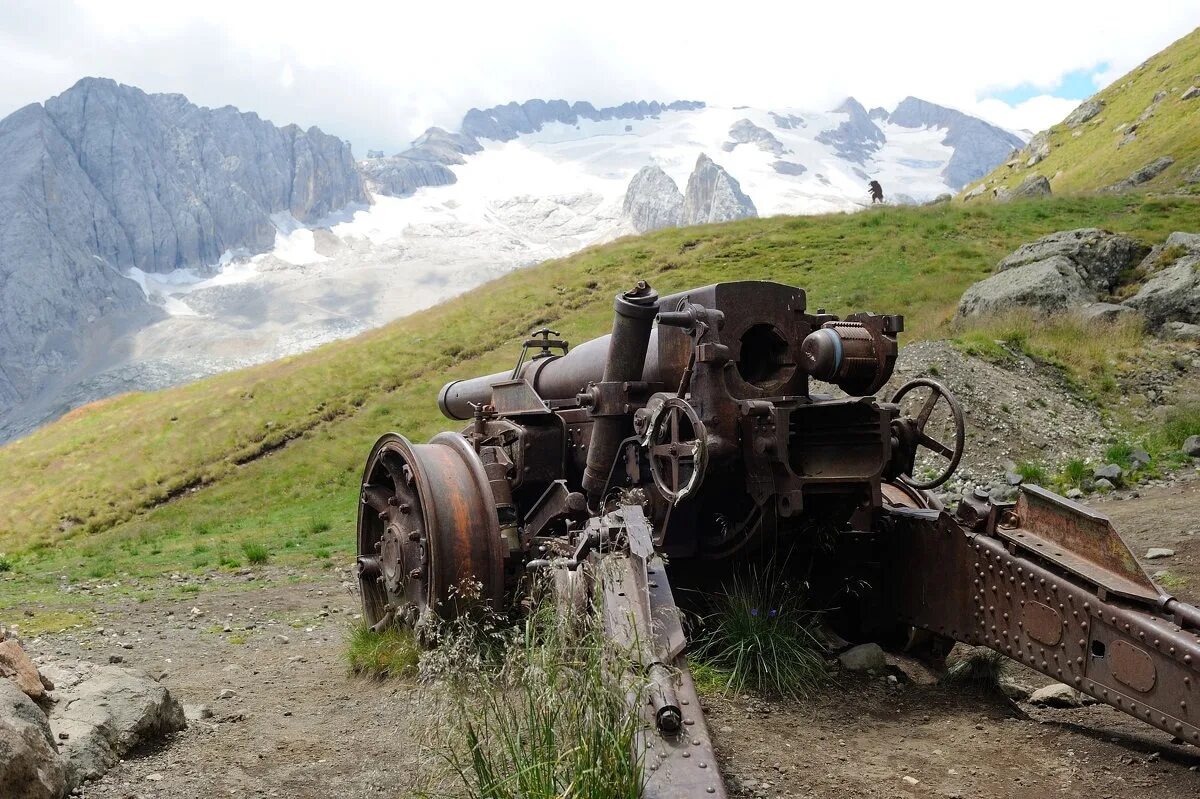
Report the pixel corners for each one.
[645,397,708,505]
[355,432,504,632]
[889,378,965,490]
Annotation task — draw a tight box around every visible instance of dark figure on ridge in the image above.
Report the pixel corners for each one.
[868,180,884,203]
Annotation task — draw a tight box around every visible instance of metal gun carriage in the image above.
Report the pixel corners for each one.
[355,279,1200,798]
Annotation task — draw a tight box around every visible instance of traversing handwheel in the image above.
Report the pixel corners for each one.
[645,397,708,505]
[890,378,965,490]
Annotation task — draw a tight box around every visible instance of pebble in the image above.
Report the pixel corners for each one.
[273,634,290,645]
[1145,548,1176,560]
[218,688,236,700]
[902,775,920,785]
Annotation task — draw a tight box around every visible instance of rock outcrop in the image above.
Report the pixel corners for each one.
[461,99,705,142]
[888,97,1025,189]
[1105,156,1175,192]
[995,229,1148,293]
[50,666,186,791]
[622,166,684,232]
[682,155,757,225]
[0,680,67,799]
[958,256,1095,317]
[1064,98,1104,128]
[815,97,885,163]
[359,157,457,197]
[0,640,53,702]
[1124,232,1200,327]
[0,77,367,413]
[723,119,786,155]
[771,160,808,176]
[769,112,806,129]
[359,125,484,198]
[958,229,1149,317]
[1007,173,1052,200]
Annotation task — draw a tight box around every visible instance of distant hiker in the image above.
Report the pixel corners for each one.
[868,180,884,204]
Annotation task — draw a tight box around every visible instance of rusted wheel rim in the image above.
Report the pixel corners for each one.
[356,433,503,630]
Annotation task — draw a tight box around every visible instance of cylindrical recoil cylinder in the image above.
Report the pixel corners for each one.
[800,320,892,396]
[581,281,660,508]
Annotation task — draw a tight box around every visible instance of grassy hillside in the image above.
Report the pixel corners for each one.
[2,196,1199,627]
[964,27,1200,197]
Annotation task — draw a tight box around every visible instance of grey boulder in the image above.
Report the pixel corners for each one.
[1107,156,1174,192]
[0,680,67,799]
[838,643,887,673]
[1076,303,1136,324]
[1008,173,1052,200]
[1093,463,1123,484]
[1184,435,1200,458]
[997,228,1149,293]
[1028,682,1084,707]
[622,165,684,232]
[1124,254,1200,327]
[1064,98,1104,128]
[50,666,186,791]
[682,154,757,226]
[1159,321,1200,341]
[957,255,1093,318]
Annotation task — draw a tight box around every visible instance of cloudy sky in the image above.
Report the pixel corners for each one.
[1,0,1197,154]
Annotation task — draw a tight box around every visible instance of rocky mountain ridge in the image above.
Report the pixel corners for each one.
[0,84,1026,442]
[0,77,366,413]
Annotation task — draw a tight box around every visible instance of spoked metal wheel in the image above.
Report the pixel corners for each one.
[356,432,504,632]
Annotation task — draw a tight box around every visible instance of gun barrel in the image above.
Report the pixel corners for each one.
[437,332,669,420]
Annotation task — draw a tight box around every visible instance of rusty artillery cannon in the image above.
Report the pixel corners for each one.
[355,280,1200,797]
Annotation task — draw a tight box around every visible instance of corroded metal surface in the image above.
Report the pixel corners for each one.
[358,278,1200,798]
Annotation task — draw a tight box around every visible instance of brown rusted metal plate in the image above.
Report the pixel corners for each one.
[1110,639,1157,693]
[1022,601,1063,646]
[641,661,728,799]
[997,486,1161,602]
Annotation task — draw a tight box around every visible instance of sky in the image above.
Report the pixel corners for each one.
[0,1,1197,154]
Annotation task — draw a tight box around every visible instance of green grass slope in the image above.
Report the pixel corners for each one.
[2,196,1198,623]
[963,27,1200,197]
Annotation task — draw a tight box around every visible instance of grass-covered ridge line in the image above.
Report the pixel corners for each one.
[1,196,1198,614]
[964,27,1200,198]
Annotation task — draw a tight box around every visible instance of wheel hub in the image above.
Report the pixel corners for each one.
[356,432,503,630]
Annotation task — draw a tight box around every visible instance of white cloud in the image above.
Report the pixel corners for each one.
[0,0,1196,152]
[969,96,1084,134]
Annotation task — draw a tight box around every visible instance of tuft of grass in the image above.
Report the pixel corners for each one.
[1105,442,1135,468]
[952,310,1145,398]
[443,595,644,799]
[1147,403,1200,452]
[0,553,12,573]
[241,541,269,565]
[1059,458,1091,489]
[346,623,420,679]
[942,647,1007,691]
[692,565,831,699]
[1156,571,1188,590]
[1015,461,1048,485]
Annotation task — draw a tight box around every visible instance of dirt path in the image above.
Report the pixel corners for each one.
[27,479,1200,798]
